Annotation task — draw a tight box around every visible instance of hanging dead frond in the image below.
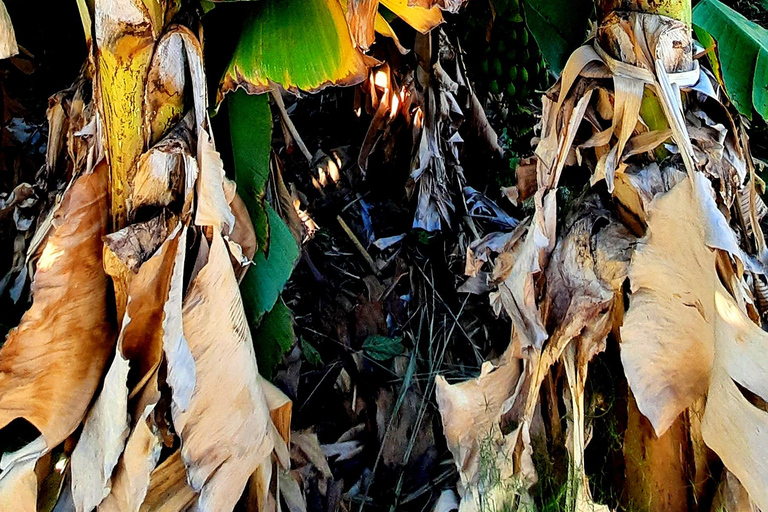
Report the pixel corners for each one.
[436,348,534,512]
[0,0,18,59]
[622,175,768,509]
[173,232,287,511]
[0,162,112,452]
[71,225,183,512]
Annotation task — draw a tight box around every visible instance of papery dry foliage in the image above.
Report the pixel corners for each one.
[438,7,768,512]
[0,2,292,511]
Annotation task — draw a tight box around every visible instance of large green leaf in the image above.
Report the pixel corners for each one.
[228,92,298,380]
[253,299,295,379]
[522,0,592,74]
[219,0,370,98]
[241,205,300,326]
[229,90,271,252]
[693,0,768,120]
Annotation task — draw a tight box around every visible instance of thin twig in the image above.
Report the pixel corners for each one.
[269,83,313,163]
[337,215,380,276]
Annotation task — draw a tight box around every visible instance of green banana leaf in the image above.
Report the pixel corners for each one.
[219,0,371,99]
[241,205,300,328]
[229,90,271,253]
[693,0,768,120]
[252,299,295,379]
[522,0,592,75]
[228,89,299,378]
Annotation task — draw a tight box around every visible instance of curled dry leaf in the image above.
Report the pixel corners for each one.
[612,162,685,233]
[0,0,17,59]
[278,469,306,512]
[0,456,36,511]
[290,430,333,482]
[336,0,408,54]
[435,349,535,512]
[195,131,235,235]
[230,192,258,265]
[140,451,197,512]
[104,215,172,275]
[162,27,236,236]
[542,198,632,363]
[173,232,279,511]
[710,470,760,512]
[163,225,196,415]
[133,116,194,212]
[621,174,719,435]
[562,343,611,512]
[345,0,378,51]
[103,214,172,322]
[621,174,768,510]
[71,226,184,512]
[144,28,187,146]
[410,79,460,232]
[490,191,557,352]
[98,377,162,512]
[0,162,112,449]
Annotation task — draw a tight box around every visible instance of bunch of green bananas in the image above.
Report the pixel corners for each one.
[460,0,548,106]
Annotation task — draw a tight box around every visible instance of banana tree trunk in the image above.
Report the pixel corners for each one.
[596,0,691,24]
[83,0,182,317]
[595,1,703,511]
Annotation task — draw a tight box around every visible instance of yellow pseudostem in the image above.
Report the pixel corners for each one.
[597,0,692,24]
[95,0,181,230]
[98,31,155,230]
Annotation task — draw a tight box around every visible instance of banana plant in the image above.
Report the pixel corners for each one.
[436,0,768,511]
[0,0,468,510]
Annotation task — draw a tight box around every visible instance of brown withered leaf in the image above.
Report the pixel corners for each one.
[70,226,184,512]
[562,343,611,512]
[490,191,557,352]
[104,215,171,275]
[612,162,685,234]
[435,348,535,512]
[405,0,465,13]
[246,378,292,512]
[502,157,537,207]
[464,86,502,158]
[103,214,173,322]
[277,469,307,512]
[133,115,194,213]
[160,25,236,237]
[140,451,197,512]
[98,368,162,512]
[195,130,235,234]
[290,431,332,482]
[376,357,434,469]
[621,174,768,510]
[0,0,18,59]
[0,456,36,511]
[173,232,280,511]
[230,192,258,264]
[710,471,760,512]
[542,198,632,364]
[621,175,719,435]
[0,162,113,449]
[410,81,462,232]
[345,0,378,51]
[261,376,292,444]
